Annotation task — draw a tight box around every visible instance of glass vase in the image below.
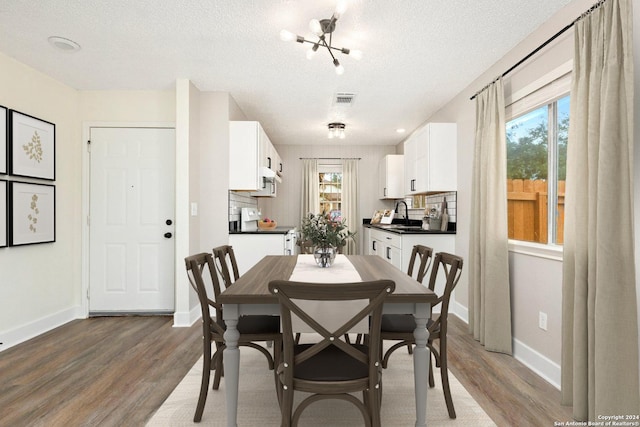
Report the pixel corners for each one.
[313,246,337,268]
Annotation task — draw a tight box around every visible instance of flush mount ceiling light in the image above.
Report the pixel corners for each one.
[280,1,362,75]
[328,122,346,139]
[47,36,81,52]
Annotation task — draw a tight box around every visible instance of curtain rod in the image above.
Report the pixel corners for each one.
[469,0,606,101]
[299,157,361,160]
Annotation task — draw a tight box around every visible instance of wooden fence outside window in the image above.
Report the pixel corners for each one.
[506,179,565,244]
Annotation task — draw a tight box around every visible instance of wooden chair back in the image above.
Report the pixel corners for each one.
[212,245,240,288]
[407,244,433,283]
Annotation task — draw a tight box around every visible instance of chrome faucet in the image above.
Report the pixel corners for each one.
[395,200,410,225]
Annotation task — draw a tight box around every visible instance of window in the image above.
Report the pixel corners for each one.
[318,165,342,222]
[506,94,569,245]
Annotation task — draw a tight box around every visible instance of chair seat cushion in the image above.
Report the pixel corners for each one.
[225,315,280,334]
[381,314,435,333]
[294,343,368,381]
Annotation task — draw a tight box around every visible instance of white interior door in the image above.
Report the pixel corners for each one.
[89,127,175,313]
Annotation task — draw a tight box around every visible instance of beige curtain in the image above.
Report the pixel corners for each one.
[561,0,639,420]
[469,78,513,355]
[300,159,319,225]
[342,159,359,255]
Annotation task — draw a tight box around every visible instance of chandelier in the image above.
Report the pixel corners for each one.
[280,1,362,75]
[328,122,346,139]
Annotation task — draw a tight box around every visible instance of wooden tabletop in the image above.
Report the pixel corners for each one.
[219,255,437,305]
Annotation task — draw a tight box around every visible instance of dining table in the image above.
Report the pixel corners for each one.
[218,254,437,427]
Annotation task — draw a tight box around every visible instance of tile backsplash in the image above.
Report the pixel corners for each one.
[405,191,457,222]
[228,191,258,223]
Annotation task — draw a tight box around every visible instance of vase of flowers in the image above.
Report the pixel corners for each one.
[300,213,356,268]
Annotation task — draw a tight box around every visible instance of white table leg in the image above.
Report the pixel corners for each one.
[223,304,241,427]
[413,303,430,427]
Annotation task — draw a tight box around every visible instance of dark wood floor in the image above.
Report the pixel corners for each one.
[0,315,573,426]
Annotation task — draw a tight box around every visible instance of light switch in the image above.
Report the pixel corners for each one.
[191,202,198,216]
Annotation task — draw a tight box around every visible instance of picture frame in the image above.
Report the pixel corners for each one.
[0,180,6,248]
[9,181,55,246]
[9,110,55,180]
[0,105,7,175]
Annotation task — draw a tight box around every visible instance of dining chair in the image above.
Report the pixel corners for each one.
[185,252,282,423]
[269,279,395,427]
[212,244,240,287]
[380,251,463,419]
[356,245,433,350]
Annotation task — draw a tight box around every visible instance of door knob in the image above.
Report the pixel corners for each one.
[164,232,172,238]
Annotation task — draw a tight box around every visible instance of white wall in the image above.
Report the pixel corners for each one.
[0,52,81,350]
[258,144,397,254]
[414,0,640,389]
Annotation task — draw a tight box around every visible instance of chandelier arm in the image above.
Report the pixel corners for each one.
[319,38,338,61]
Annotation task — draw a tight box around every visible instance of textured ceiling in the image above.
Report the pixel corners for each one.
[0,0,572,146]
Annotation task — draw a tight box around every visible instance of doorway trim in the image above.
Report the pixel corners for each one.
[81,122,176,319]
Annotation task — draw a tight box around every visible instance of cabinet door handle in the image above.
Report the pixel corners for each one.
[271,183,276,194]
[279,163,283,173]
[386,247,391,259]
[372,241,376,251]
[267,157,272,169]
[384,187,387,197]
[411,179,416,192]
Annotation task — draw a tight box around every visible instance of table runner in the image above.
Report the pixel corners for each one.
[288,255,368,333]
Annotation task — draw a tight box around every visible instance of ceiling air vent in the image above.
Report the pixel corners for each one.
[333,92,356,106]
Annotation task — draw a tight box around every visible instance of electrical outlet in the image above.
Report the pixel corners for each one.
[539,311,548,331]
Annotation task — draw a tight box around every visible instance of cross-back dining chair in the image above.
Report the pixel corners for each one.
[352,245,433,349]
[212,244,240,288]
[380,251,463,419]
[269,279,395,427]
[185,252,281,423]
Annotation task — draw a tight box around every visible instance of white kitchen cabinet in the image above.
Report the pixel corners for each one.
[369,228,403,270]
[404,123,457,194]
[367,227,455,274]
[229,121,282,194]
[229,231,296,275]
[378,154,404,199]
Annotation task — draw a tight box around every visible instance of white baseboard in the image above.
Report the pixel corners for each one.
[513,338,561,390]
[448,303,561,390]
[173,304,201,327]
[451,299,469,324]
[0,306,84,352]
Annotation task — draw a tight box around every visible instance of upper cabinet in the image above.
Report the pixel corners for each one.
[379,154,404,199]
[404,123,457,195]
[229,121,283,196]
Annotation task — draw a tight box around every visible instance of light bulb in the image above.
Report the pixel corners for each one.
[350,49,363,60]
[334,0,348,19]
[309,19,323,36]
[335,64,345,75]
[306,48,316,60]
[280,29,296,42]
[339,130,346,139]
[328,130,335,139]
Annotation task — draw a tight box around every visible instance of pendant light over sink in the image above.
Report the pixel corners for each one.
[280,0,362,75]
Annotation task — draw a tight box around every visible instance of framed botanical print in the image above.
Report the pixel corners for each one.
[9,181,55,246]
[9,110,55,180]
[0,180,6,247]
[0,105,7,175]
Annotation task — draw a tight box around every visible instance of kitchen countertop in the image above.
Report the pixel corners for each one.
[229,226,296,235]
[364,223,456,235]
